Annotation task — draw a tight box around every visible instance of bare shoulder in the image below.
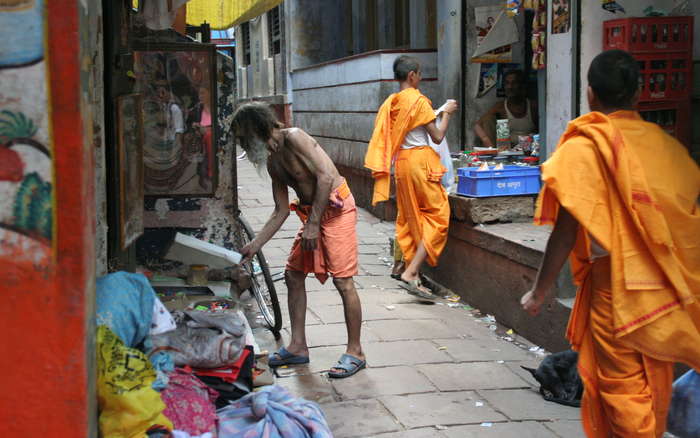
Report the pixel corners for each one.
[285,127,313,143]
[284,127,319,151]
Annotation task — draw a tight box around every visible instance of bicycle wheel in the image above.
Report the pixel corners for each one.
[234,215,283,336]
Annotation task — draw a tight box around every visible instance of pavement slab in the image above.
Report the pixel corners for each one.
[272,345,347,377]
[434,338,532,362]
[371,428,445,438]
[363,340,453,367]
[367,319,457,341]
[543,420,587,438]
[310,302,409,324]
[380,391,507,429]
[305,322,380,347]
[478,389,581,421]
[440,421,559,437]
[322,399,402,438]
[332,366,437,400]
[275,373,338,404]
[354,275,408,290]
[416,362,529,391]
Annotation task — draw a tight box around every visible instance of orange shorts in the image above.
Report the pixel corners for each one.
[285,181,358,283]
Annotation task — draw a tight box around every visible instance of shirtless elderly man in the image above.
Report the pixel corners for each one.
[232,102,365,378]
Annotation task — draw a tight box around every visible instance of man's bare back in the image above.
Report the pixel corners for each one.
[267,128,343,204]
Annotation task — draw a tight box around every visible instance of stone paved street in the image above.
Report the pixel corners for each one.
[236,157,584,438]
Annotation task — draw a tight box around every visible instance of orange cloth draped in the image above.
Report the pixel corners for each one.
[535,110,700,437]
[395,146,450,266]
[286,180,358,283]
[365,88,437,206]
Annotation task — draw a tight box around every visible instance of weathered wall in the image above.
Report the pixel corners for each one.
[291,50,439,219]
[437,0,463,149]
[288,0,351,71]
[91,0,107,276]
[0,0,98,435]
[545,0,575,157]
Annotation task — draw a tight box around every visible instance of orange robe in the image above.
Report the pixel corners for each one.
[536,110,700,437]
[365,88,450,265]
[286,179,358,283]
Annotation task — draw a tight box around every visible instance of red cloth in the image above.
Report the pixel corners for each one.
[188,347,251,383]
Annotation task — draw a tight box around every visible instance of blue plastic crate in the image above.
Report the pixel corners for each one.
[456,165,541,197]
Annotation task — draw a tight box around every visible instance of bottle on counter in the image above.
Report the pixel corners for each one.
[530,134,541,158]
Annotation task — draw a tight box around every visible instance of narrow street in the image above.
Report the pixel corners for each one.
[236,157,584,438]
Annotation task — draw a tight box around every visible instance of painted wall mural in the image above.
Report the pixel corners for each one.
[133,44,218,198]
[0,0,54,267]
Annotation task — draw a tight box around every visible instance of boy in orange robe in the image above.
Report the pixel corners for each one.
[521,50,700,437]
[365,55,458,299]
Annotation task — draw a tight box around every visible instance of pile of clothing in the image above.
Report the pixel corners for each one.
[96,271,332,438]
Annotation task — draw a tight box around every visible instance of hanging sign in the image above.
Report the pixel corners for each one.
[601,0,625,14]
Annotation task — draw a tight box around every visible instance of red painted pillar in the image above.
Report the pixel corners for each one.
[0,0,96,436]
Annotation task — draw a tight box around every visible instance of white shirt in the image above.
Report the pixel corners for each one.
[402,125,439,153]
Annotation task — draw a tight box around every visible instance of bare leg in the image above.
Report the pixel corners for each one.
[331,277,365,370]
[400,241,433,292]
[280,270,309,358]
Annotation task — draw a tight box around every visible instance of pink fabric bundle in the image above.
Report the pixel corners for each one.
[162,368,219,436]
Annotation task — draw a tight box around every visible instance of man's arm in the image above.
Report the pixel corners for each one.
[425,99,458,144]
[241,173,290,260]
[521,206,579,315]
[289,130,336,251]
[474,102,502,148]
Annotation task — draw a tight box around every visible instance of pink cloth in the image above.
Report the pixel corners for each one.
[161,368,219,436]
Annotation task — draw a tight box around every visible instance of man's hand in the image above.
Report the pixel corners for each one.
[521,289,546,316]
[301,223,320,251]
[443,99,458,114]
[240,242,259,264]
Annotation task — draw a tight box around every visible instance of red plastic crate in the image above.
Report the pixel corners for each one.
[604,16,693,54]
[636,52,692,102]
[637,100,690,148]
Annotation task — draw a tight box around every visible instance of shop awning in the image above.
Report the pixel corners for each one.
[186,0,283,30]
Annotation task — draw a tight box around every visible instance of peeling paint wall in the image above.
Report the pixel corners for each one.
[0,0,99,435]
[89,0,107,276]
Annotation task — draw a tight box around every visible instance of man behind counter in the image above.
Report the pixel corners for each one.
[475,69,538,148]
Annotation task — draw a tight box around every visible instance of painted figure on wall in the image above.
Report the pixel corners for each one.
[0,0,54,268]
[134,47,217,197]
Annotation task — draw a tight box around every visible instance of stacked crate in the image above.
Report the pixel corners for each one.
[604,17,693,148]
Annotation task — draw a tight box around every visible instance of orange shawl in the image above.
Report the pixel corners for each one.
[364,88,436,205]
[535,110,700,370]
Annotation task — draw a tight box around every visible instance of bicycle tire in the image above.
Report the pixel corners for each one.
[234,215,283,335]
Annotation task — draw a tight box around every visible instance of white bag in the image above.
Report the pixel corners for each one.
[428,114,456,193]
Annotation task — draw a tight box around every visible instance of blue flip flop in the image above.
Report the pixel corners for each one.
[268,347,310,367]
[328,353,366,379]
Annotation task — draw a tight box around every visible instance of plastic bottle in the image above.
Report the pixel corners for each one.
[530,134,540,158]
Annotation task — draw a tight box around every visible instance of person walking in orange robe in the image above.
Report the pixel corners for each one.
[365,55,458,299]
[521,50,700,437]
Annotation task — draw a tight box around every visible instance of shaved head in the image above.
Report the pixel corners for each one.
[588,50,640,109]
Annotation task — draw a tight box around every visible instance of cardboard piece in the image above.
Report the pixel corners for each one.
[472,10,519,59]
[165,232,242,269]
